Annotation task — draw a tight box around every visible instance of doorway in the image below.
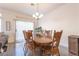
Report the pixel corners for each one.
[15,20,34,43]
[15,20,34,56]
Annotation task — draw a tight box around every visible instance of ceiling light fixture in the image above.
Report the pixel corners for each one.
[32,3,44,20]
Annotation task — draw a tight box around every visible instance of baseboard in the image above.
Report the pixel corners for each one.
[8,41,15,44]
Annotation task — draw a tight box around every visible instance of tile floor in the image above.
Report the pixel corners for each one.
[0,42,73,56]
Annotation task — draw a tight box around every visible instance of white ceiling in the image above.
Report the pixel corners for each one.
[0,3,65,16]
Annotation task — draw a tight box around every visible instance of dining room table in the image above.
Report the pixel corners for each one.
[33,36,53,46]
[33,36,53,55]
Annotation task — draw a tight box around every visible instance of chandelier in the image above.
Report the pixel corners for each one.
[31,3,44,20]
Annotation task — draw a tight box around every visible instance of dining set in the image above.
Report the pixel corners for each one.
[23,30,63,56]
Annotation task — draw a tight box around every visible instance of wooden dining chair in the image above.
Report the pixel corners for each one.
[23,30,33,43]
[27,30,33,40]
[51,47,60,56]
[51,30,63,56]
[23,30,27,41]
[52,30,63,48]
[41,30,53,55]
[38,30,52,55]
[44,30,52,38]
[23,30,35,55]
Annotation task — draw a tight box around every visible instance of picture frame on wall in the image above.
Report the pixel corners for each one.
[6,21,11,31]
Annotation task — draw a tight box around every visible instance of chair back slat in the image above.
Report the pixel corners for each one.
[44,30,52,39]
[23,30,27,40]
[52,30,63,47]
[23,30,33,43]
[27,30,33,39]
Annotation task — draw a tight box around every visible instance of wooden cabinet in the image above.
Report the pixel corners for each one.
[68,35,79,55]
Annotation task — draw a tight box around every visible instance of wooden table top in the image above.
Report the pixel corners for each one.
[33,36,52,44]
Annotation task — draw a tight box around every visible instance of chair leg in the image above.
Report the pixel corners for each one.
[51,47,60,56]
[41,47,51,56]
[32,43,36,56]
[32,47,35,56]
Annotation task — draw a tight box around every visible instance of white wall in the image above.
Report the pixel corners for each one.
[0,8,36,43]
[38,4,79,48]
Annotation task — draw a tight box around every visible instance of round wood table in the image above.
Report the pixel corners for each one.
[33,36,53,46]
[33,36,53,55]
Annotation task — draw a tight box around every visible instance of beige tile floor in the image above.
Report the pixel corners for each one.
[0,42,73,56]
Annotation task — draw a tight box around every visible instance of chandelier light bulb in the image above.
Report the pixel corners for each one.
[33,14,36,17]
[35,16,38,19]
[35,12,39,16]
[32,13,43,19]
[32,14,38,19]
[39,14,43,18]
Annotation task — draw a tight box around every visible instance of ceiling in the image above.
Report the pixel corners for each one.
[0,3,65,16]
